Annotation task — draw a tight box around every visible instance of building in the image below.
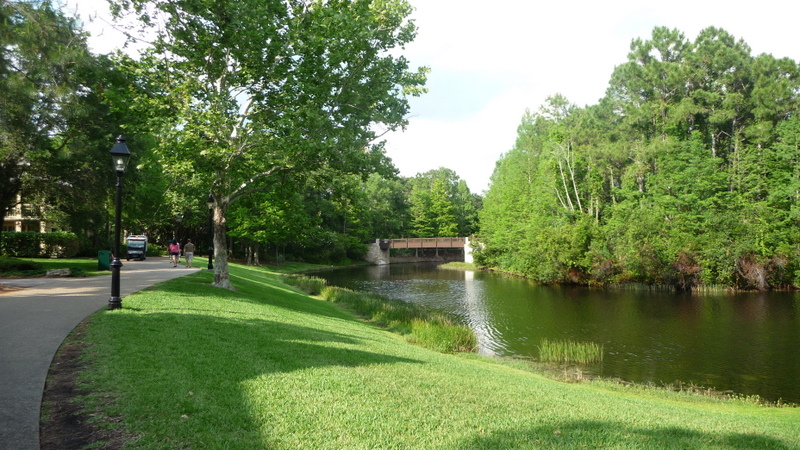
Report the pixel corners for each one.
[2,194,53,233]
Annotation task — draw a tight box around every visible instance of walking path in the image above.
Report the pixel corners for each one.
[0,257,200,450]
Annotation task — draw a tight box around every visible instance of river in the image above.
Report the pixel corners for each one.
[314,262,800,404]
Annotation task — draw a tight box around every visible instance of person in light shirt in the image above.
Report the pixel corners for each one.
[183,239,196,268]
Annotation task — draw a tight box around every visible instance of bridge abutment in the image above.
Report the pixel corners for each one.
[365,240,390,265]
[365,238,473,265]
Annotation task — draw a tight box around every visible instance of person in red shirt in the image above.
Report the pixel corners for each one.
[168,240,180,267]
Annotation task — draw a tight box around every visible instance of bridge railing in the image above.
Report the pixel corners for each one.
[387,237,466,249]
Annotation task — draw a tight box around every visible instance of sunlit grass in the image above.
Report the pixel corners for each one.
[73,262,800,449]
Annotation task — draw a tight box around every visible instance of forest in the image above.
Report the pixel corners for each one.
[0,1,480,287]
[478,26,800,290]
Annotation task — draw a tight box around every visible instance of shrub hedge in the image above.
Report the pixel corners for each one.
[0,231,80,258]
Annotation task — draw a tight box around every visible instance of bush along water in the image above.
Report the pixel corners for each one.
[283,275,476,353]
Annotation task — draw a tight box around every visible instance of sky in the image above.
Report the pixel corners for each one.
[66,0,800,193]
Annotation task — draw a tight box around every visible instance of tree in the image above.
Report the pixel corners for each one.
[405,167,478,237]
[362,173,409,238]
[1,1,119,251]
[479,26,800,289]
[408,178,457,237]
[109,0,427,288]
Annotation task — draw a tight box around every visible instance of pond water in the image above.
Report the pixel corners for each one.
[315,262,800,404]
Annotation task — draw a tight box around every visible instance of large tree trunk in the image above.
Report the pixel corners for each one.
[252,241,260,266]
[211,200,234,290]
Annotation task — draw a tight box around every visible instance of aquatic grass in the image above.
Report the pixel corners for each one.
[286,276,477,353]
[538,338,604,364]
[408,318,476,353]
[439,262,478,271]
[282,274,327,295]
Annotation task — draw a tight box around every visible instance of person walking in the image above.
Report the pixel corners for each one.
[168,240,180,267]
[183,239,196,268]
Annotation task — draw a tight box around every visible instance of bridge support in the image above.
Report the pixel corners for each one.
[365,238,475,265]
[365,239,390,265]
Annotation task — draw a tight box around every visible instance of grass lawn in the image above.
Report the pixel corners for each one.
[74,262,800,448]
[0,257,108,277]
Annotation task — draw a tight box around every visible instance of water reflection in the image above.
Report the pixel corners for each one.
[459,270,500,356]
[316,263,800,403]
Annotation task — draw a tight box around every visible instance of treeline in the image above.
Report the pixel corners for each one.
[229,167,481,265]
[3,1,486,268]
[478,27,800,290]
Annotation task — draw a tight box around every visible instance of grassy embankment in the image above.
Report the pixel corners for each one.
[66,260,798,448]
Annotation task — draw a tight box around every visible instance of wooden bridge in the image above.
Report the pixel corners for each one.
[377,237,467,250]
[367,237,472,265]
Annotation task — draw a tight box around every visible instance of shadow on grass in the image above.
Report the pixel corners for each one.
[457,419,792,449]
[97,310,419,374]
[86,307,422,447]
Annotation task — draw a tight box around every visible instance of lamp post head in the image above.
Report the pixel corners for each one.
[109,135,131,174]
[207,194,214,210]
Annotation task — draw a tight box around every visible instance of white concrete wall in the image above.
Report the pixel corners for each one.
[364,241,390,265]
[464,237,474,264]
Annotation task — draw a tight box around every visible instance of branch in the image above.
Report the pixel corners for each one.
[227,165,286,204]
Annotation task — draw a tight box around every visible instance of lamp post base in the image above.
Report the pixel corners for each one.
[108,296,122,310]
[108,257,123,310]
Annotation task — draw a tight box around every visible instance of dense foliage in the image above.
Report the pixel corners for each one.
[226,167,480,265]
[0,231,80,258]
[106,0,428,288]
[0,2,479,267]
[0,1,127,252]
[478,27,800,290]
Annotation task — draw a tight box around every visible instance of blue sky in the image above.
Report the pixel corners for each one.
[69,0,800,193]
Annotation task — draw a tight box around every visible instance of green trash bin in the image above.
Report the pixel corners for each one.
[98,250,112,270]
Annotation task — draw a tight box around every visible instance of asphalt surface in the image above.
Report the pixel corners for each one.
[0,257,201,450]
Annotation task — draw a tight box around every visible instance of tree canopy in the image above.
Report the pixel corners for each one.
[1,1,126,249]
[108,0,428,288]
[479,26,800,290]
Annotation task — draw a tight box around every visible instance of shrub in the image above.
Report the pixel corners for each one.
[41,232,80,258]
[0,257,43,274]
[0,231,80,258]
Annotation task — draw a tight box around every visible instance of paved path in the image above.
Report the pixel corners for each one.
[0,257,201,450]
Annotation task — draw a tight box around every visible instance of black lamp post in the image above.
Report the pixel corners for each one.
[206,194,214,270]
[108,135,131,310]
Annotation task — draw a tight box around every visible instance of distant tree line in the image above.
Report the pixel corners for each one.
[228,167,481,265]
[478,27,800,290]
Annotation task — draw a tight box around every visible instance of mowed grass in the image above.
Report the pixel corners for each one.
[75,262,800,449]
[0,257,107,277]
